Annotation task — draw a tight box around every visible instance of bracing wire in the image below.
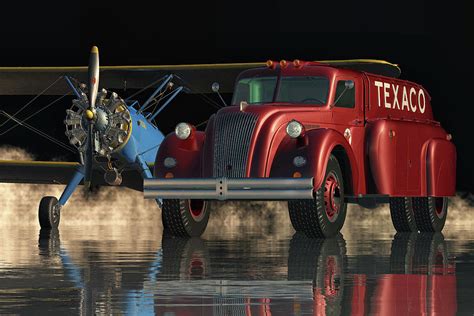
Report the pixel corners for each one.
[143,89,178,115]
[0,110,75,153]
[173,75,224,110]
[195,120,209,128]
[0,76,64,128]
[0,75,76,153]
[0,93,72,136]
[124,76,166,102]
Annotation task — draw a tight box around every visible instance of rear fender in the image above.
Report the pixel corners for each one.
[425,138,456,196]
[153,132,205,178]
[270,128,359,193]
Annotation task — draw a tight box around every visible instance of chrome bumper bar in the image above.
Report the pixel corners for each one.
[144,177,314,200]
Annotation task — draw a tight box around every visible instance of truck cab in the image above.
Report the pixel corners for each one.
[146,60,456,238]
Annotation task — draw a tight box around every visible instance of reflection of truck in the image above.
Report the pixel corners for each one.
[144,60,456,237]
[155,233,457,316]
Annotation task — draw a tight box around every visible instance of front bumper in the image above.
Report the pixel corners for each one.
[144,177,314,200]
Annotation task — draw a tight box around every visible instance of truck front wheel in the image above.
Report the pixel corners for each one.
[161,199,210,237]
[288,154,347,238]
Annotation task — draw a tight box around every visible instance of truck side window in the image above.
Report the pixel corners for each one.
[334,80,355,108]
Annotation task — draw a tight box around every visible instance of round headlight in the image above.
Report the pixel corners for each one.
[175,122,192,140]
[164,157,177,168]
[293,156,307,167]
[286,120,303,138]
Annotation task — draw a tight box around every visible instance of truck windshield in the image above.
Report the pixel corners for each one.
[232,75,329,105]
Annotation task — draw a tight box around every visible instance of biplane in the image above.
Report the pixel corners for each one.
[0,47,401,230]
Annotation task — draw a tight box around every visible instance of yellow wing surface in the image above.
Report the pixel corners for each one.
[0,160,144,191]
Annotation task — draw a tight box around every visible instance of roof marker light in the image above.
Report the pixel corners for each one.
[293,59,302,68]
[266,60,274,68]
[280,60,288,68]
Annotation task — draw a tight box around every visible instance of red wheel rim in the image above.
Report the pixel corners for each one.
[324,256,339,298]
[189,257,205,278]
[188,200,206,221]
[434,197,445,219]
[324,172,341,222]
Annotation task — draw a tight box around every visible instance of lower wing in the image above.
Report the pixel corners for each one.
[0,160,144,191]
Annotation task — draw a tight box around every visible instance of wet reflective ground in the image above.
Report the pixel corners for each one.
[1,197,474,315]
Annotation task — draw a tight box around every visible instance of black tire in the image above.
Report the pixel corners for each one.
[390,232,448,275]
[389,197,417,232]
[160,236,210,280]
[413,197,448,232]
[162,199,210,237]
[288,154,347,238]
[38,228,60,258]
[412,232,448,274]
[288,232,346,315]
[38,196,60,229]
[390,232,417,274]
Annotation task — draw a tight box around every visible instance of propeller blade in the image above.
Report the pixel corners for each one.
[88,46,100,110]
[84,123,94,189]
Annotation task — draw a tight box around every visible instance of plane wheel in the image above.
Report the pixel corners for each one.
[288,154,347,238]
[413,197,448,232]
[39,196,61,229]
[161,199,210,237]
[389,197,417,232]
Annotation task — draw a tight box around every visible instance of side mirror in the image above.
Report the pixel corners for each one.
[330,80,355,108]
[211,82,227,107]
[211,82,220,93]
[345,80,354,89]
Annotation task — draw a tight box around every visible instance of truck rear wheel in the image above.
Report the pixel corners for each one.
[389,197,417,232]
[162,199,210,237]
[288,154,347,238]
[412,197,448,232]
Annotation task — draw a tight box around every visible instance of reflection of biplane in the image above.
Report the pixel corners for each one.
[0,47,401,231]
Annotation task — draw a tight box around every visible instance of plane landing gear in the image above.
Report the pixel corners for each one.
[39,196,61,229]
[38,165,84,230]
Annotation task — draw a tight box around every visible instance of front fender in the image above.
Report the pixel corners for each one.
[270,128,359,193]
[154,132,205,178]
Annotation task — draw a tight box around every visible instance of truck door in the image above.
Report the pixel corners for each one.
[331,76,363,127]
[331,76,364,143]
[330,76,365,192]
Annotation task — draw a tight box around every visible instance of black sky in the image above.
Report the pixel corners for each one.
[0,0,473,191]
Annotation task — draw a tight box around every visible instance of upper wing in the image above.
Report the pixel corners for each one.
[0,59,400,95]
[0,160,144,191]
[0,62,264,95]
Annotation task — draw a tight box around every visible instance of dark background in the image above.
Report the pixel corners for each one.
[0,1,472,192]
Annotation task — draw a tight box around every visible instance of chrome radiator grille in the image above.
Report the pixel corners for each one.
[213,112,258,177]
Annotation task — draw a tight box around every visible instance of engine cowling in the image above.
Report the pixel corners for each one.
[64,89,132,157]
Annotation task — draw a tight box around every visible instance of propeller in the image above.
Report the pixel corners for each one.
[84,46,100,189]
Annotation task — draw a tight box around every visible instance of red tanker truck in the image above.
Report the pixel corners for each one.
[144,59,456,237]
